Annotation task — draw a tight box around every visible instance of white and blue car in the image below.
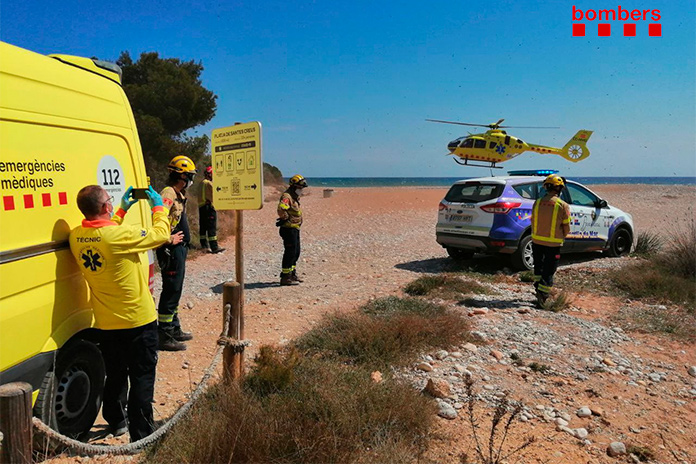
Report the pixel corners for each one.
[436,170,635,270]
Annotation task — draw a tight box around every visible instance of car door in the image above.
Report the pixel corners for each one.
[565,182,610,252]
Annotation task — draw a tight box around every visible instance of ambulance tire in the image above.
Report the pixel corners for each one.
[446,247,474,261]
[511,235,534,271]
[605,227,632,257]
[34,340,105,439]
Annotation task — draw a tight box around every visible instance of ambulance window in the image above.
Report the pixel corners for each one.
[460,139,474,148]
[489,142,497,149]
[474,139,486,149]
[566,183,597,207]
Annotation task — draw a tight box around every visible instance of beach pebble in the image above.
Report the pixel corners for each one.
[576,407,592,418]
[607,442,627,457]
[687,366,696,378]
[436,400,457,420]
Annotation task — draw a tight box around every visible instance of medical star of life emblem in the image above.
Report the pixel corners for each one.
[496,145,506,154]
[80,248,105,273]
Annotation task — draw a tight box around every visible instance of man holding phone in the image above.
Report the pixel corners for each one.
[69,185,178,441]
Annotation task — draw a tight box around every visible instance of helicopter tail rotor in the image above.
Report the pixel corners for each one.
[560,130,593,162]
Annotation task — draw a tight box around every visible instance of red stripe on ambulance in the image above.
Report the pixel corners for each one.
[3,196,15,211]
[1,192,68,210]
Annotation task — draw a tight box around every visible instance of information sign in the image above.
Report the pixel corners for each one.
[212,122,263,210]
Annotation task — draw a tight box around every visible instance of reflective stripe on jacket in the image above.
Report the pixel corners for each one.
[69,208,171,330]
[531,193,570,247]
[277,191,302,229]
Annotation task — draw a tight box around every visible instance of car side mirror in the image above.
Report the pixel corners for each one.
[596,199,608,208]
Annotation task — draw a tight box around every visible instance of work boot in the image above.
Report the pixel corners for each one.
[200,239,209,251]
[291,270,303,283]
[158,328,187,351]
[172,327,194,342]
[280,273,299,286]
[210,240,225,254]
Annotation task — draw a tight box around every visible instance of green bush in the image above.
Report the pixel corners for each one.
[633,231,663,256]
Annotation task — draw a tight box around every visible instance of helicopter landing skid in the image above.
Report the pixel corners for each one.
[454,158,503,169]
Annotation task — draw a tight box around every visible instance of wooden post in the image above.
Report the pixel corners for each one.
[222,281,243,381]
[0,382,33,464]
[235,209,244,341]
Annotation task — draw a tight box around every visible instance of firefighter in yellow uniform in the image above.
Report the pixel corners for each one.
[157,155,196,351]
[277,174,307,286]
[530,174,571,308]
[197,166,225,253]
[69,184,174,441]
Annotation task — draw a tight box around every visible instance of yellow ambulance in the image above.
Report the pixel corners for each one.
[0,41,155,438]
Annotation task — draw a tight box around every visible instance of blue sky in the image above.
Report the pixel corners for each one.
[2,0,694,177]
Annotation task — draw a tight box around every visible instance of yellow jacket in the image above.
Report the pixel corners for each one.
[69,206,170,330]
[198,179,214,207]
[277,191,302,228]
[531,193,571,247]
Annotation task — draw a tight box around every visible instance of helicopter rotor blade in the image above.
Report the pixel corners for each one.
[426,119,491,128]
[497,125,561,129]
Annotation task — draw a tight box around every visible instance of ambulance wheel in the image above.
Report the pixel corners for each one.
[446,247,474,261]
[34,340,105,439]
[511,235,534,271]
[605,227,632,257]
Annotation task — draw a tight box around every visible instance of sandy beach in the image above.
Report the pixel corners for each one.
[47,184,696,463]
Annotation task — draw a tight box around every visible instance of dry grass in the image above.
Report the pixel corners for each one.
[404,275,491,299]
[295,296,471,369]
[611,305,696,343]
[147,350,435,464]
[540,291,573,312]
[633,231,664,256]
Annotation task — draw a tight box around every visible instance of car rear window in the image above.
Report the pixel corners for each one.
[445,183,504,203]
[512,182,540,200]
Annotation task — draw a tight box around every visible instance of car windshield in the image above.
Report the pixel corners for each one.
[445,183,503,203]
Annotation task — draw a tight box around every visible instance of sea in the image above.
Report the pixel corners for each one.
[303,177,696,188]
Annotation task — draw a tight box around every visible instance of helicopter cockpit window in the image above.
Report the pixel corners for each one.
[473,139,486,149]
[460,139,474,148]
[489,141,497,149]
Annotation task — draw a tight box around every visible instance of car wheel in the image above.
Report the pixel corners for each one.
[511,235,534,271]
[34,339,105,439]
[605,227,632,257]
[446,247,474,261]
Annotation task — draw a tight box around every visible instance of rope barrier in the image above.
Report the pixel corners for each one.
[33,309,242,456]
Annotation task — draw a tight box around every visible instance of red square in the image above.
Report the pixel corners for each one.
[24,194,34,209]
[649,23,661,36]
[59,192,68,205]
[598,23,611,36]
[572,23,585,36]
[623,23,636,36]
[42,193,52,207]
[3,196,15,211]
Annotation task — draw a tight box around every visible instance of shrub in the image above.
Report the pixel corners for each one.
[518,271,535,283]
[403,275,490,298]
[147,354,435,464]
[295,297,470,368]
[611,260,695,306]
[541,291,572,312]
[655,222,696,278]
[633,231,663,256]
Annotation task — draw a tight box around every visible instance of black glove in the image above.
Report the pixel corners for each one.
[275,218,284,227]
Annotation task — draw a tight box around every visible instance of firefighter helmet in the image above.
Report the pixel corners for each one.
[205,166,213,175]
[543,174,565,188]
[167,155,197,174]
[289,174,308,188]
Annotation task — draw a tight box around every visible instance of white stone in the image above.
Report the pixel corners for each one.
[608,442,627,457]
[576,406,592,418]
[574,428,589,439]
[687,366,696,378]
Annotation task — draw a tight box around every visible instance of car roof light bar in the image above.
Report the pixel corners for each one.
[507,169,559,176]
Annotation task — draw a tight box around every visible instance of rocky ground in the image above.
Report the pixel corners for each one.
[48,185,695,464]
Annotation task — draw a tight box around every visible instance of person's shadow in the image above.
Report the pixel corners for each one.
[211,281,279,294]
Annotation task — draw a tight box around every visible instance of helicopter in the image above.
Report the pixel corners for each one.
[427,118,593,168]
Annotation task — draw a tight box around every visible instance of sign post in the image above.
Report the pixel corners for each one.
[212,121,263,380]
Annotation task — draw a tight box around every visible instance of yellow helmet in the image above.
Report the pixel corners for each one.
[543,174,565,188]
[167,155,197,173]
[289,174,308,187]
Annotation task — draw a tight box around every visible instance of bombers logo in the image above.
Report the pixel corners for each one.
[572,5,662,37]
[80,247,106,274]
